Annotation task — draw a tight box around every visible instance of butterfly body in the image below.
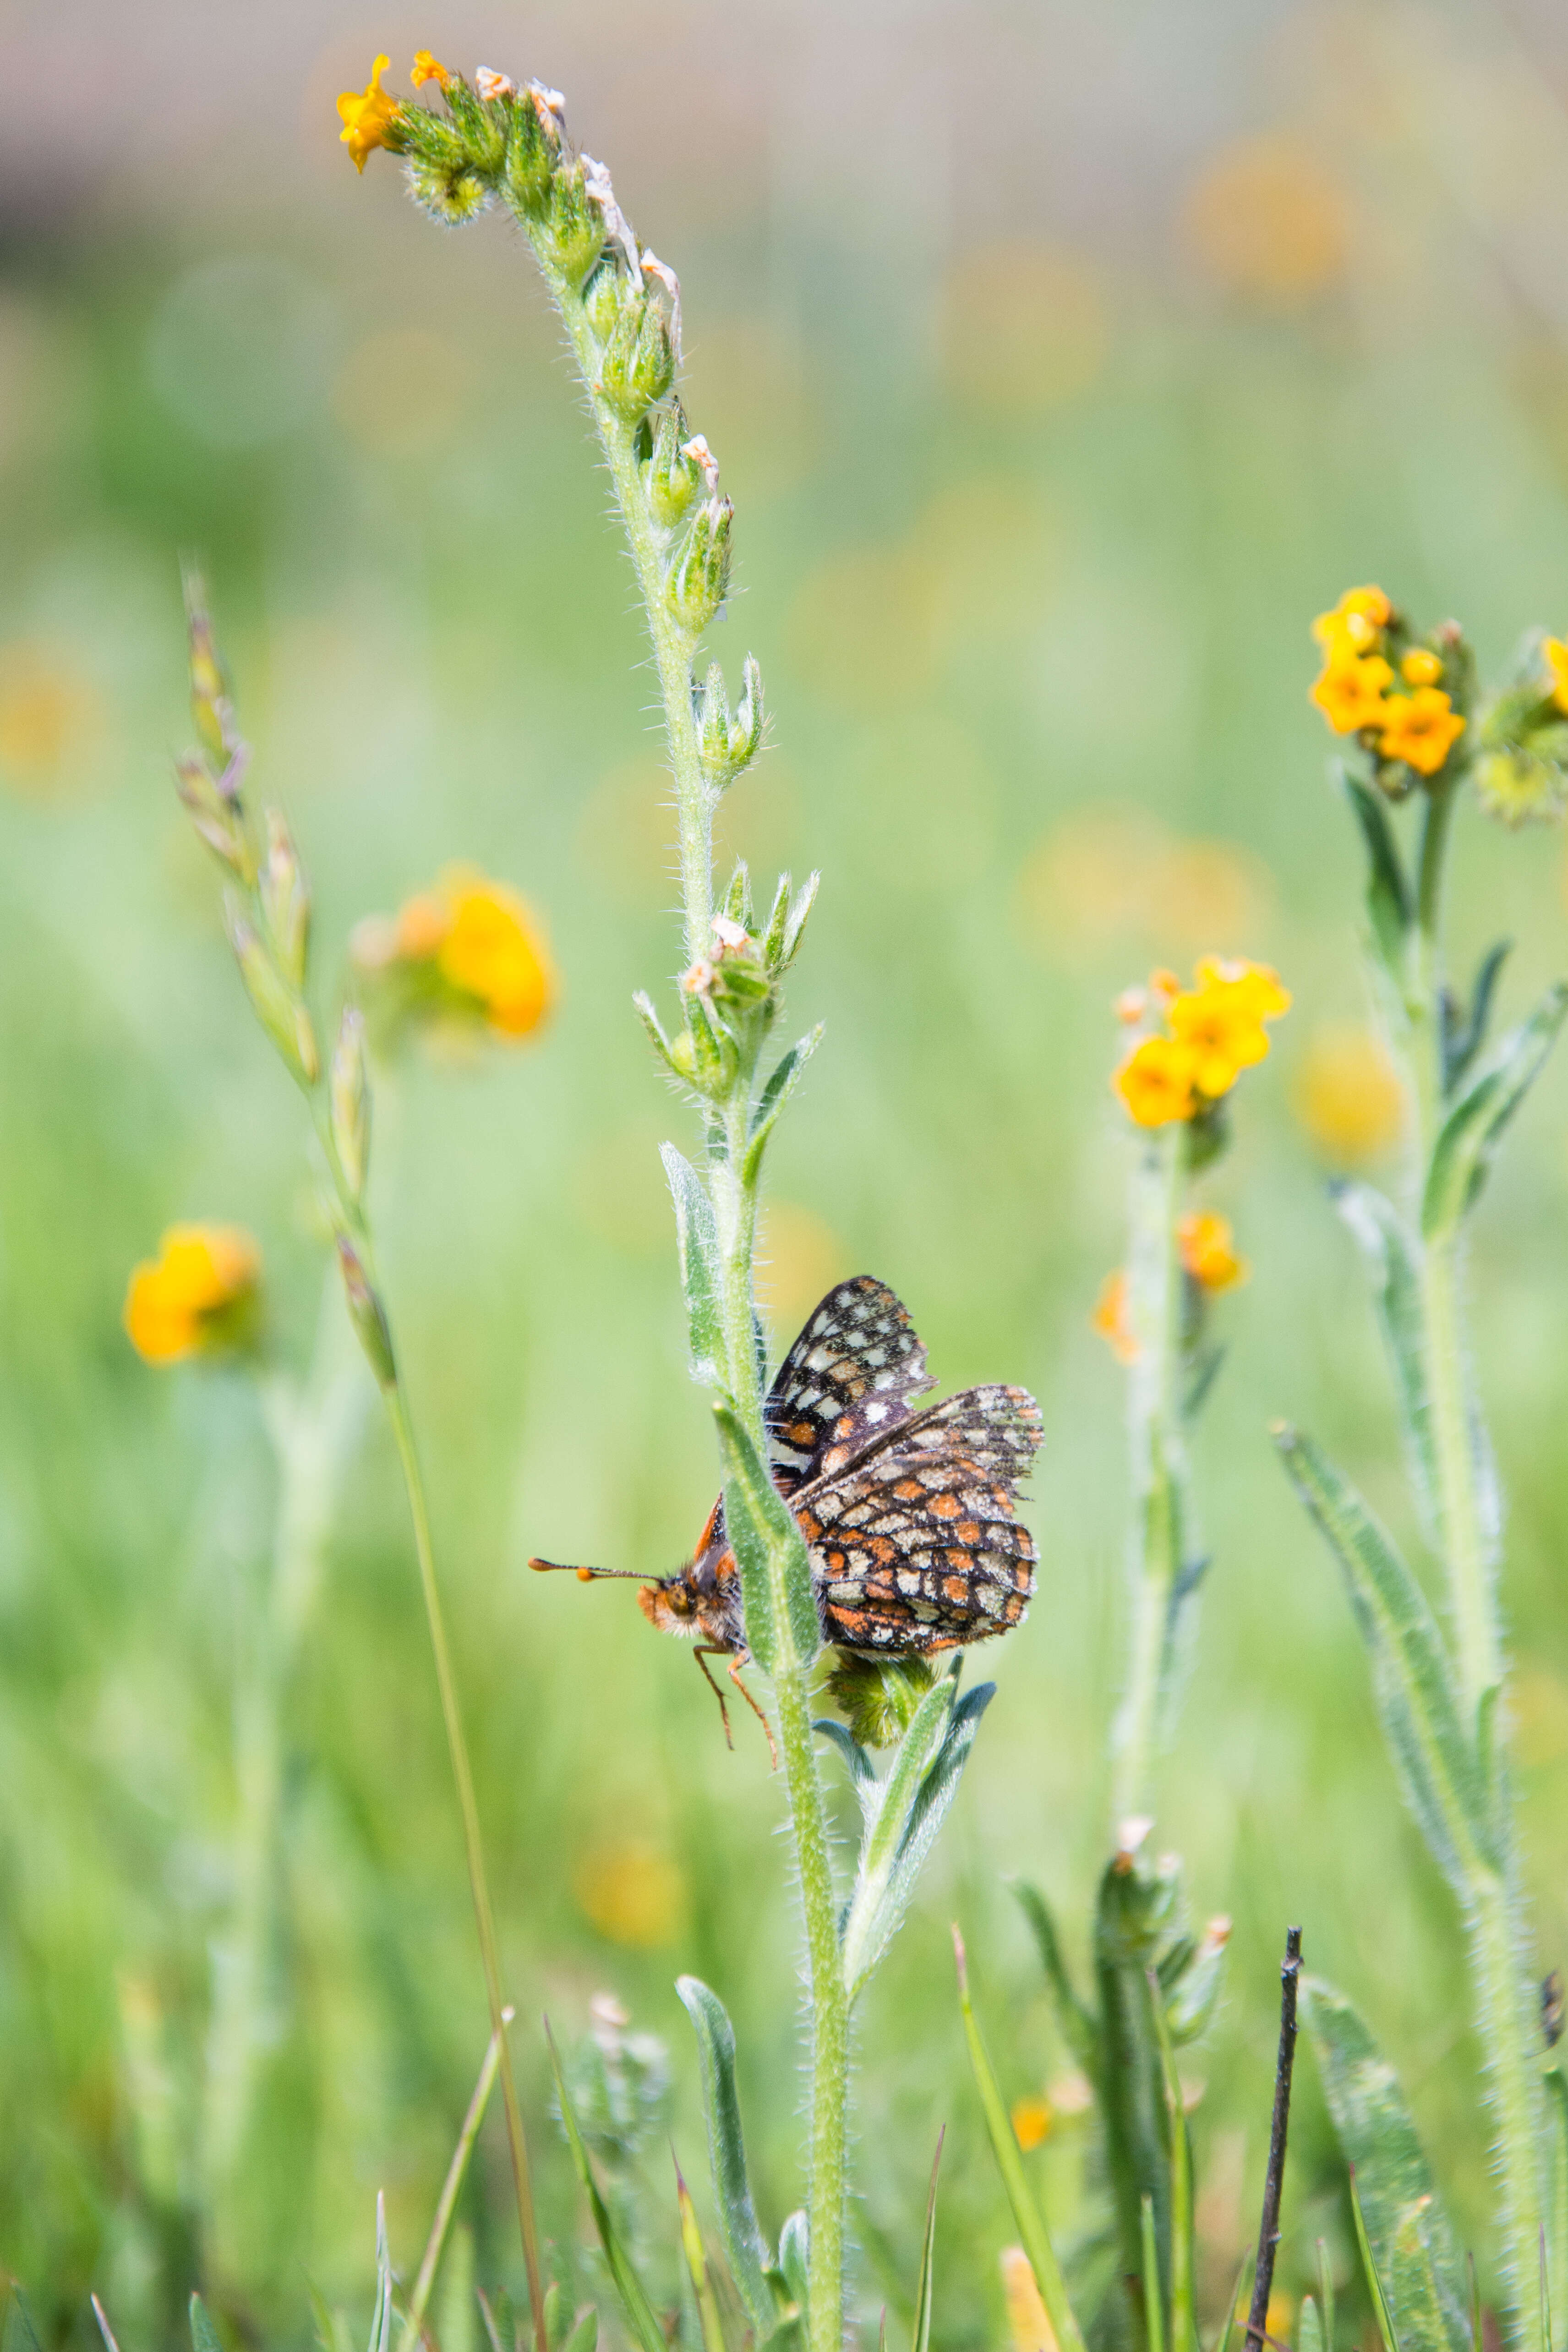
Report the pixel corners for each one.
[637,1276,1043,1661]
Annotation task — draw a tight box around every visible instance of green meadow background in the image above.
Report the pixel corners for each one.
[6,0,1568,2343]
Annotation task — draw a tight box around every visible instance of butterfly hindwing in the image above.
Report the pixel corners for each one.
[792,1382,1043,1652]
[764,1275,935,1497]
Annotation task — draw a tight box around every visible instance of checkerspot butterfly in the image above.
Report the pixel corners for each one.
[532,1277,1042,1731]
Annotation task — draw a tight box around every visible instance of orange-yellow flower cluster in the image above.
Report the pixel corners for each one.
[1177,1210,1247,1291]
[1091,1269,1138,1364]
[124,1225,261,1366]
[1310,586,1464,777]
[337,55,405,172]
[354,866,555,1040]
[1113,957,1290,1128]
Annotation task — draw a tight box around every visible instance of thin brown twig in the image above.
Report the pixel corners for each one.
[1246,1926,1303,2352]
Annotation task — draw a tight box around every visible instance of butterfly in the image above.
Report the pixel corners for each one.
[531,1275,1043,1743]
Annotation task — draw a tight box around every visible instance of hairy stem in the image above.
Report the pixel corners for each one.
[1421,1237,1500,1720]
[1468,1869,1547,2352]
[385,1387,545,2346]
[1111,1123,1188,1828]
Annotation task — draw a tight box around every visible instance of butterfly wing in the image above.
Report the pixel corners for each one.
[764,1275,936,1497]
[792,1383,1043,1651]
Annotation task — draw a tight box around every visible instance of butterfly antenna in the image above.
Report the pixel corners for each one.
[528,1558,646,1582]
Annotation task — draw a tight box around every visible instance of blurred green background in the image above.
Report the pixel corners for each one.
[7,0,1568,2344]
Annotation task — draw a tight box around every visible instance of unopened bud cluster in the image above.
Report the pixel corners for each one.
[636,861,818,1105]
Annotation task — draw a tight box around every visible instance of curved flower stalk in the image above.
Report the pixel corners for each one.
[168,574,549,2338]
[1284,585,1568,2351]
[340,55,1015,2351]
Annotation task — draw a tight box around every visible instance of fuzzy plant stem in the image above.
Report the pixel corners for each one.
[203,1283,363,2224]
[1110,1121,1189,1829]
[1405,779,1544,2346]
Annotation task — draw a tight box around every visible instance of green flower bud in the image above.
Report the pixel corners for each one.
[826,1650,938,1748]
[1476,748,1568,827]
[405,158,492,225]
[545,162,606,286]
[721,858,754,932]
[679,989,737,1095]
[337,1236,396,1387]
[260,808,310,991]
[641,407,703,528]
[441,77,506,175]
[330,1007,372,1203]
[397,105,469,177]
[226,902,318,1086]
[667,496,733,634]
[696,655,764,789]
[582,260,632,339]
[761,870,819,977]
[1165,1915,1231,2045]
[598,297,674,424]
[504,89,558,212]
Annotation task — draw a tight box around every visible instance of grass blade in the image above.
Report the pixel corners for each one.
[397,2015,508,2352]
[546,2022,668,2352]
[1143,2197,1166,2352]
[676,2156,730,2352]
[1350,2169,1401,2352]
[911,2129,945,2352]
[954,1927,1087,2352]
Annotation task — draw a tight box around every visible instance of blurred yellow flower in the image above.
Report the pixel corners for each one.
[1311,585,1391,657]
[410,50,450,89]
[1115,1036,1200,1127]
[338,55,403,172]
[941,240,1106,417]
[1311,651,1393,735]
[1011,2095,1053,2152]
[1377,686,1464,777]
[124,1225,261,1367]
[1192,956,1292,1021]
[1092,1269,1139,1364]
[574,1838,685,1948]
[1178,1211,1247,1292]
[0,641,103,798]
[437,878,554,1036]
[1402,648,1442,687]
[1184,135,1351,307]
[1544,637,1568,715]
[1168,981,1271,1098]
[1295,1025,1404,1165]
[757,1202,848,1327]
[1001,2246,1058,2352]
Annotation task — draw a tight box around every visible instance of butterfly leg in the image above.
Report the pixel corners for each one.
[727,1654,779,1772]
[693,1645,735,1749]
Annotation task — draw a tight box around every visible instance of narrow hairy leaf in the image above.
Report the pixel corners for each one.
[814,1717,875,1794]
[1149,1972,1197,2352]
[2,2296,42,2352]
[1302,1980,1467,2352]
[1442,942,1512,1096]
[777,2211,809,2323]
[675,1977,776,2345]
[743,1027,823,1183]
[713,1401,820,1675]
[547,2025,668,2352]
[840,1678,955,1986]
[843,1683,994,2006]
[1332,1183,1439,1544]
[911,2131,944,2352]
[1274,1428,1490,1891]
[1546,2070,1568,2341]
[191,2298,226,2352]
[955,1929,1089,2352]
[1422,982,1568,1240]
[1339,765,1412,983]
[661,1144,726,1385]
[1015,1881,1100,2075]
[563,2317,598,2352]
[1298,2295,1324,2352]
[676,2161,730,2352]
[1390,2200,1454,2352]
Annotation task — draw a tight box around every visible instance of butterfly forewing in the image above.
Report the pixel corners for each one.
[792,1382,1044,1652]
[764,1275,936,1496]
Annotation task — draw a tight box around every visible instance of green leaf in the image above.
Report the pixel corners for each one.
[911,2130,944,2352]
[3,2292,42,2352]
[1422,982,1568,1241]
[841,1681,994,2007]
[546,2024,669,2352]
[1349,2169,1402,2352]
[1546,2069,1568,2339]
[367,2198,395,2352]
[563,2316,598,2352]
[1441,941,1511,1097]
[1339,764,1412,985]
[954,1928,1088,2352]
[1274,1428,1491,1893]
[1301,1980,1468,2352]
[1148,1972,1196,2352]
[1332,1183,1439,1544]
[1014,1881,1100,2076]
[776,2211,809,2324]
[191,2297,227,2352]
[1142,2196,1165,2352]
[1298,2295,1325,2352]
[713,1401,820,1675]
[675,1978,776,2347]
[676,2160,730,2352]
[1318,2238,1337,2352]
[743,1027,823,1184]
[661,1145,726,1386]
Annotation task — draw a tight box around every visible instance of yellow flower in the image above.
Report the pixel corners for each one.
[1311,585,1392,657]
[1011,2095,1054,2152]
[338,55,403,172]
[1001,2247,1058,2352]
[1377,686,1465,777]
[436,875,554,1037]
[1192,955,1292,1020]
[1177,1211,1247,1292]
[124,1225,261,1366]
[1311,651,1393,734]
[1115,1036,1201,1127]
[1295,1024,1404,1164]
[1543,636,1568,715]
[1401,647,1442,687]
[1168,983,1270,1098]
[410,50,450,89]
[1091,1269,1139,1364]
